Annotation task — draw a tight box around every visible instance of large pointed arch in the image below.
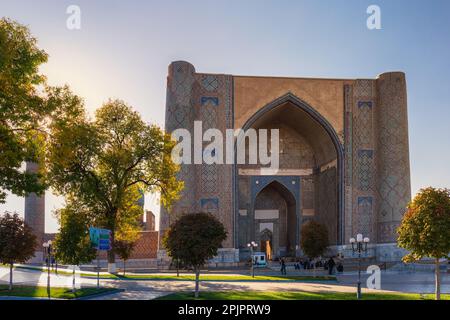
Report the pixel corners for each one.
[234,92,345,245]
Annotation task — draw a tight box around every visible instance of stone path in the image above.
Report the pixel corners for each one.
[90,279,379,300]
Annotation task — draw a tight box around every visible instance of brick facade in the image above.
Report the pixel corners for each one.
[42,231,158,261]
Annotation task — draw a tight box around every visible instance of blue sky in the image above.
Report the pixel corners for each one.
[1,0,449,232]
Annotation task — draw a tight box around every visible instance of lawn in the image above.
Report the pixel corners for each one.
[157,291,450,300]
[0,284,117,299]
[112,274,337,282]
[8,265,336,282]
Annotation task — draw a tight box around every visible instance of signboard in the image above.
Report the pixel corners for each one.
[89,227,111,251]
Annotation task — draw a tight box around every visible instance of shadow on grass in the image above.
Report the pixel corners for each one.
[156,291,450,301]
[0,284,117,299]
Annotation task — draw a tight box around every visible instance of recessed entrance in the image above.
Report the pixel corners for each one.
[254,181,297,258]
[237,94,344,260]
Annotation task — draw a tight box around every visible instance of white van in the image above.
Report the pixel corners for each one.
[252,252,267,267]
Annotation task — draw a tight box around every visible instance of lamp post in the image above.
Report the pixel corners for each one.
[43,240,53,299]
[54,249,58,275]
[247,241,258,278]
[349,234,370,299]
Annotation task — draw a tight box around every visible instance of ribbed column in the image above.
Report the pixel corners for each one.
[351,80,377,242]
[376,72,411,243]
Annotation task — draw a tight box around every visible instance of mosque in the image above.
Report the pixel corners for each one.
[159,61,411,264]
[24,61,411,265]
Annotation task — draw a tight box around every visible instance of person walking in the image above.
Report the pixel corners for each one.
[280,258,287,275]
[327,257,336,275]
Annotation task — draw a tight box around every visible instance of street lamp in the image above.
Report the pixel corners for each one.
[349,234,370,299]
[54,248,58,275]
[247,241,258,278]
[43,240,53,299]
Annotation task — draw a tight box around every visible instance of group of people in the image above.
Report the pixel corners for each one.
[280,256,344,275]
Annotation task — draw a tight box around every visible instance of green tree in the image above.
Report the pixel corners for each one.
[397,187,450,300]
[0,18,51,202]
[114,239,137,276]
[162,212,227,298]
[53,201,97,292]
[114,218,141,276]
[170,258,186,277]
[300,220,329,276]
[0,212,37,290]
[46,99,182,271]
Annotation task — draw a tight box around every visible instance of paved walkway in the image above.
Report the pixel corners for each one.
[338,271,450,294]
[91,279,384,300]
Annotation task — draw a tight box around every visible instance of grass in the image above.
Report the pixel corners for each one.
[6,264,337,281]
[157,291,450,300]
[111,274,337,282]
[0,284,117,299]
[7,265,337,281]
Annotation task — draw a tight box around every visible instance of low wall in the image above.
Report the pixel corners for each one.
[38,231,159,262]
[327,243,408,263]
[98,231,159,260]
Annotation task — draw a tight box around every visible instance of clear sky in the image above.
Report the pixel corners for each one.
[1,0,449,233]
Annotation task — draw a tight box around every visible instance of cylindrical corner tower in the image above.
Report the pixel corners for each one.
[376,72,411,243]
[24,161,45,259]
[159,61,196,242]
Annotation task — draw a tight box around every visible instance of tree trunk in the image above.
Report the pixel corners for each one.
[194,268,200,299]
[107,232,116,273]
[123,260,126,276]
[72,267,76,293]
[435,258,441,300]
[9,263,13,291]
[107,248,115,263]
[177,260,179,277]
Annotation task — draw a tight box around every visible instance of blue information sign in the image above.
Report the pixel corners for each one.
[89,227,111,251]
